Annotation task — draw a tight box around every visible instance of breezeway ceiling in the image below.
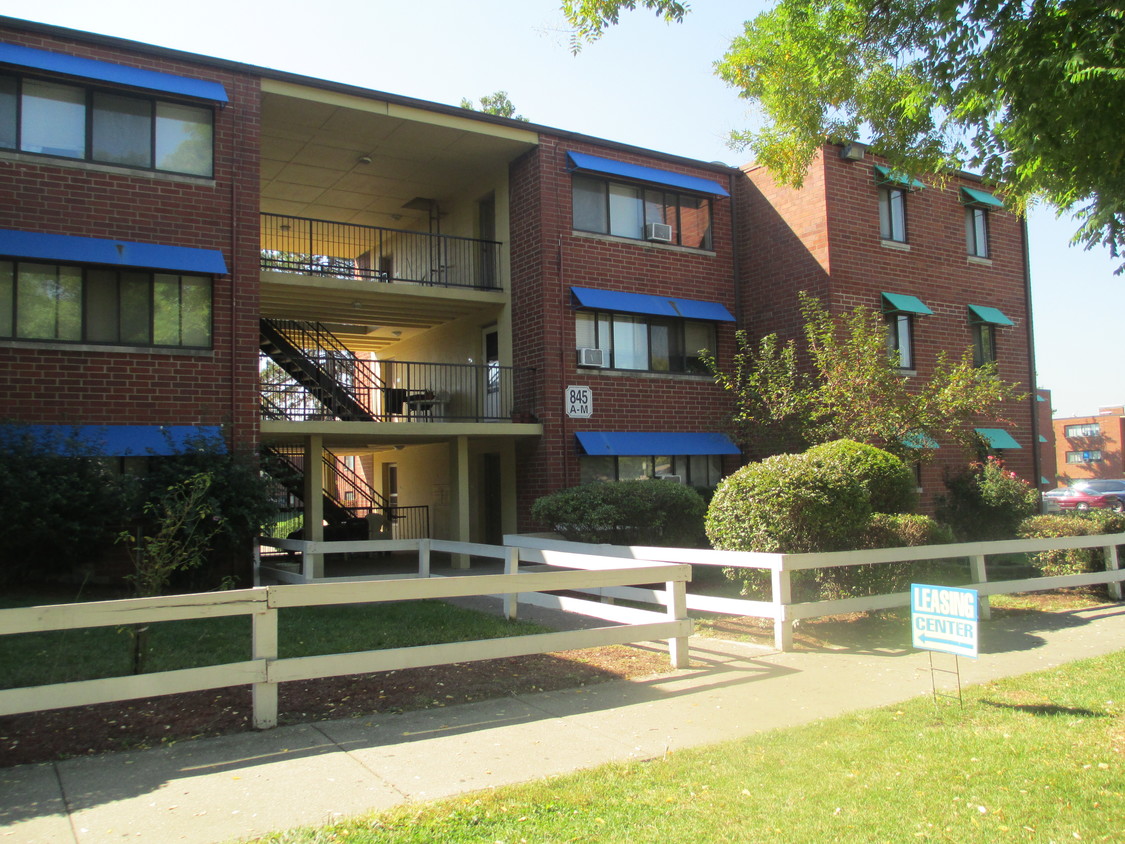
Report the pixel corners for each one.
[259,88,538,229]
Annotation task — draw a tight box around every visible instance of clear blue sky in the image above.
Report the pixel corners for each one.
[2,0,1120,418]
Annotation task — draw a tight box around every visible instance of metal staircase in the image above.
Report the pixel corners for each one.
[259,318,382,422]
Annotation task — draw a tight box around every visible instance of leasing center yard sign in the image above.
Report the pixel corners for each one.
[911,584,979,659]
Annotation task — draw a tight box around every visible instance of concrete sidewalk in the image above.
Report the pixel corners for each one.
[3,602,1123,844]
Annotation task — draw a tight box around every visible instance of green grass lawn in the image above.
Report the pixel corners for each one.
[0,593,549,689]
[253,649,1125,844]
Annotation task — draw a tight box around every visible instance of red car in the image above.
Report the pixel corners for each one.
[1046,486,1125,512]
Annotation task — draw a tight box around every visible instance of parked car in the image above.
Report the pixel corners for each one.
[1043,485,1125,512]
[1071,479,1125,498]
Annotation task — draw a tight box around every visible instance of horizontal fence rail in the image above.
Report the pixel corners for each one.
[261,213,502,290]
[1,540,690,728]
[506,532,1125,652]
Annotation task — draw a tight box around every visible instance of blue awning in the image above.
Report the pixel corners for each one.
[961,187,1004,209]
[0,230,228,274]
[576,431,740,456]
[968,304,1014,326]
[567,151,729,197]
[10,425,226,456]
[975,428,1022,449]
[0,42,229,103]
[881,292,933,315]
[571,286,735,321]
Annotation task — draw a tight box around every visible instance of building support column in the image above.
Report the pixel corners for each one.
[302,434,324,580]
[450,435,471,569]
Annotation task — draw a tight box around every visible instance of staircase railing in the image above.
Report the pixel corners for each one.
[260,318,385,422]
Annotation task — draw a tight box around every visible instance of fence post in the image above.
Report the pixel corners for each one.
[772,565,793,652]
[969,554,991,620]
[252,594,278,729]
[504,547,519,620]
[1105,544,1123,601]
[419,538,431,578]
[666,577,689,669]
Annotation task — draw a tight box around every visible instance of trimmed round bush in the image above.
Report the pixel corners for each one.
[531,480,707,547]
[705,452,871,554]
[805,439,917,514]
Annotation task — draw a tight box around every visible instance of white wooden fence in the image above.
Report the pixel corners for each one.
[0,539,690,729]
[507,532,1125,651]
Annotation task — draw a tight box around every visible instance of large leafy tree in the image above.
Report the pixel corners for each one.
[563,1,1125,264]
[704,294,1025,460]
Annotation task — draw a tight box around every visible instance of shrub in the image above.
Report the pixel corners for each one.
[706,452,872,554]
[705,452,872,598]
[814,514,954,600]
[805,440,918,514]
[531,480,707,547]
[1018,512,1125,578]
[936,457,1039,541]
[0,425,132,584]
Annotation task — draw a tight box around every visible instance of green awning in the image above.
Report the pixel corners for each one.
[903,430,940,449]
[873,164,925,190]
[1040,476,1051,485]
[1039,435,1049,443]
[882,292,933,315]
[968,304,1014,326]
[976,428,1022,449]
[961,187,1004,208]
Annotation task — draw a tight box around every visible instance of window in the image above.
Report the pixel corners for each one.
[576,309,715,373]
[1065,423,1102,438]
[1066,450,1103,464]
[579,454,722,487]
[885,312,914,369]
[0,70,213,177]
[0,260,212,348]
[879,187,907,242]
[972,322,996,366]
[572,175,713,249]
[965,206,989,257]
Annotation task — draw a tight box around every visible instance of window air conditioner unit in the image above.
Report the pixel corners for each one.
[645,222,674,243]
[577,347,607,367]
[660,475,684,483]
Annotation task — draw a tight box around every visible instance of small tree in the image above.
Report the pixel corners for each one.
[706,293,1025,462]
[119,473,218,673]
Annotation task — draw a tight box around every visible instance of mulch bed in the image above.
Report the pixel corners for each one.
[0,645,670,768]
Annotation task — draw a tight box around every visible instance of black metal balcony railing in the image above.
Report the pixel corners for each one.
[261,213,502,290]
[260,355,536,424]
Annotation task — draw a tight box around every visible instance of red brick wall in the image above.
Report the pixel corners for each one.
[742,147,1038,506]
[0,26,261,452]
[510,137,739,530]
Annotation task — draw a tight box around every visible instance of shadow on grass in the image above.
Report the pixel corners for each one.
[979,700,1109,719]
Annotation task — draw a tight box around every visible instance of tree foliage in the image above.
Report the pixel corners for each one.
[459,91,529,121]
[706,293,1024,461]
[564,0,1125,266]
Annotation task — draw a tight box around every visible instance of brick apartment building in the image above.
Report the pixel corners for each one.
[1053,406,1125,483]
[741,143,1039,505]
[0,18,1039,568]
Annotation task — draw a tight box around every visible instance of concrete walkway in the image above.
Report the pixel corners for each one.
[2,601,1123,844]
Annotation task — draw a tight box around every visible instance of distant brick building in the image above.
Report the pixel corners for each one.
[1054,406,1125,483]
